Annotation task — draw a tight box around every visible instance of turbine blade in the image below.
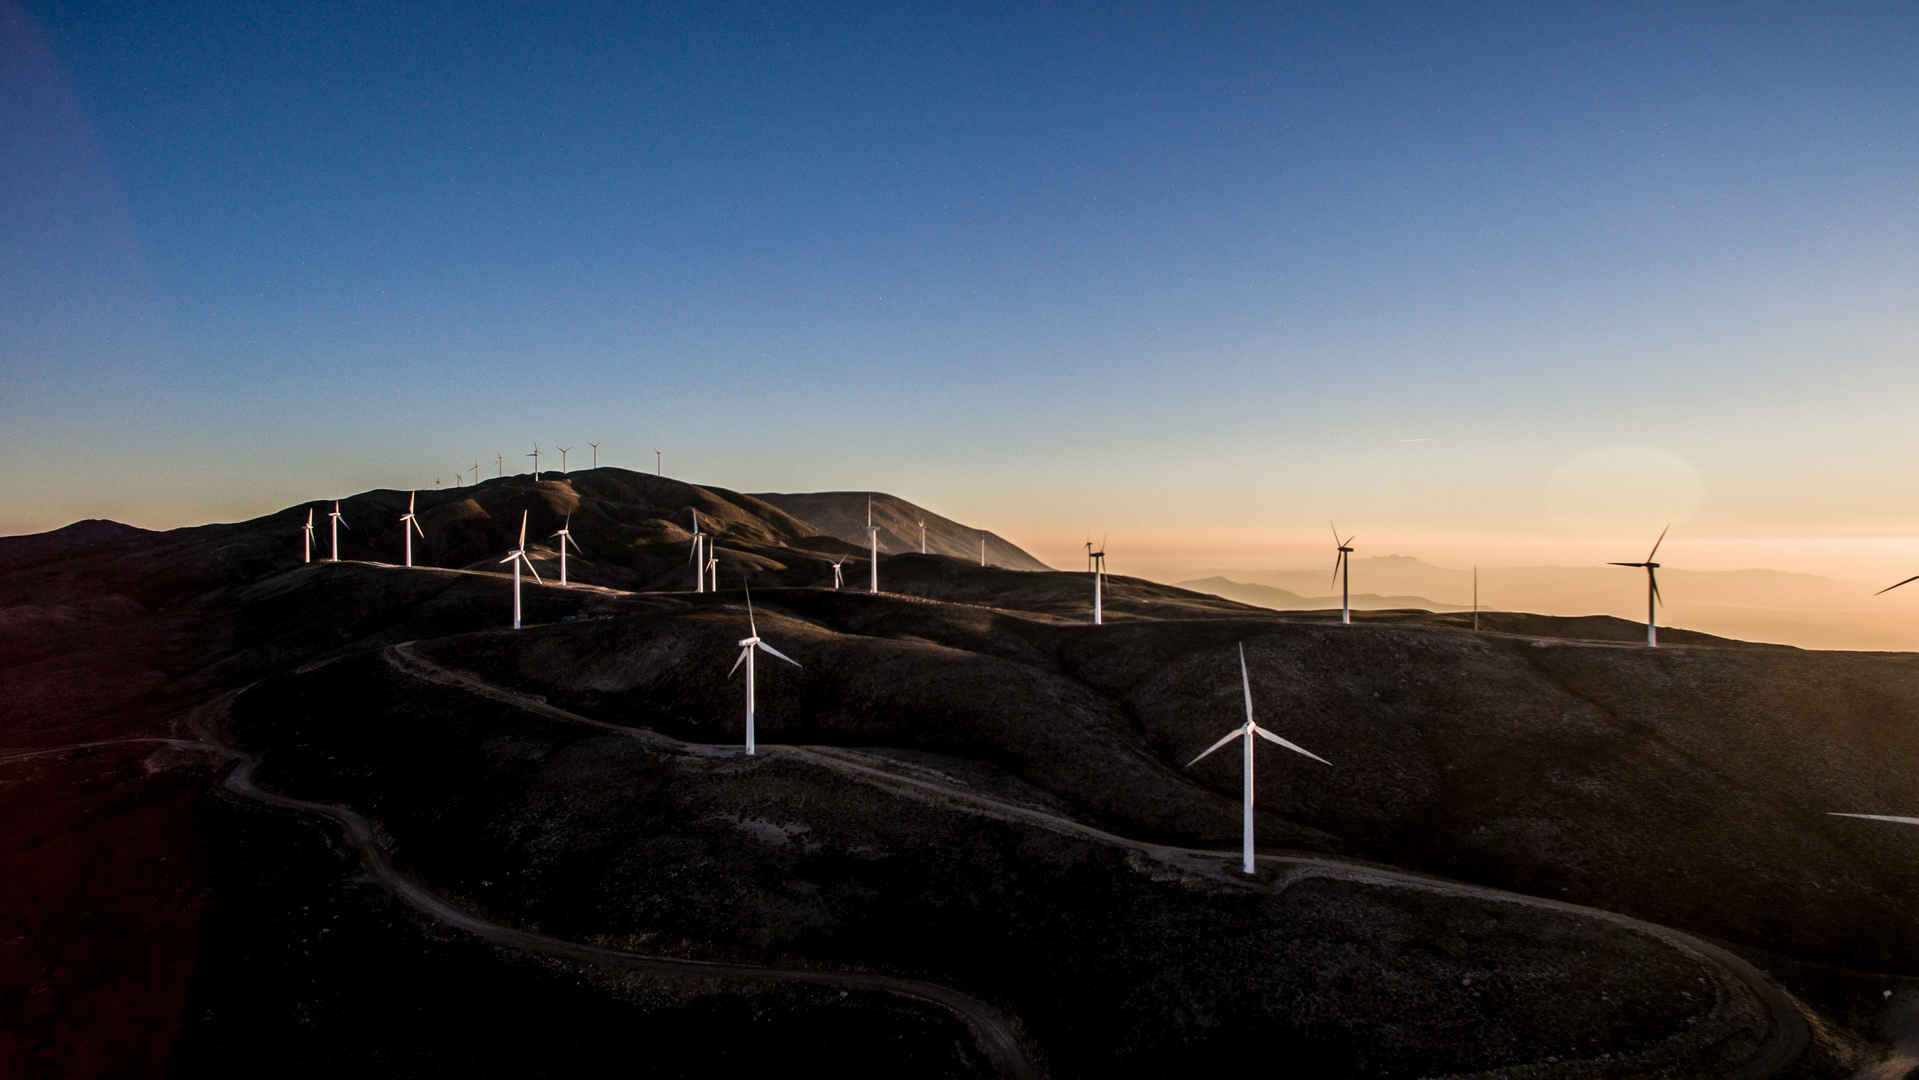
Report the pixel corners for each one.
[756,640,801,668]
[728,648,748,679]
[1606,562,1643,567]
[519,510,527,547]
[745,580,758,638]
[1185,728,1243,769]
[412,519,425,538]
[1238,643,1255,724]
[1829,812,1919,826]
[1329,522,1339,546]
[568,534,583,555]
[1252,724,1331,766]
[1647,523,1670,562]
[523,554,544,584]
[1650,569,1662,606]
[1331,552,1342,590]
[499,553,517,564]
[1875,575,1919,596]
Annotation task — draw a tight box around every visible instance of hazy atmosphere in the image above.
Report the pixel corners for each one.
[6,0,1917,649]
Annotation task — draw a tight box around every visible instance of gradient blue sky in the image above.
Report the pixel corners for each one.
[4,1,1916,581]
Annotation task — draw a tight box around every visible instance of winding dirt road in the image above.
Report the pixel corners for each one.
[384,641,1812,1080]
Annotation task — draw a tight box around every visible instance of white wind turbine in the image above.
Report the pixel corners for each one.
[471,461,481,486]
[496,452,505,478]
[1472,565,1480,632]
[707,548,719,592]
[655,448,662,475]
[556,445,572,473]
[499,510,543,630]
[1607,524,1669,647]
[301,508,316,564]
[1330,525,1355,625]
[689,509,706,593]
[919,518,927,555]
[830,556,845,590]
[727,581,801,755]
[527,443,541,480]
[1185,644,1330,874]
[328,501,349,562]
[399,491,425,568]
[980,532,986,567]
[549,514,583,586]
[588,442,599,469]
[866,495,881,593]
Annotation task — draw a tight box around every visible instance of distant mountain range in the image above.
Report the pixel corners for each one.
[1177,576,1459,613]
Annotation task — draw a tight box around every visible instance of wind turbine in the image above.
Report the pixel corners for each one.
[527,443,541,480]
[301,508,316,564]
[1876,575,1919,597]
[588,442,599,469]
[866,495,881,593]
[556,445,572,474]
[727,581,801,755]
[1329,525,1356,625]
[707,548,719,593]
[499,510,543,629]
[830,556,845,590]
[655,449,662,475]
[1089,535,1107,625]
[328,501,349,562]
[399,491,425,568]
[1472,565,1479,631]
[496,453,504,478]
[1084,539,1095,572]
[919,518,927,555]
[471,461,481,485]
[1185,644,1330,874]
[980,532,986,567]
[549,514,583,586]
[1608,525,1669,647]
[689,509,706,593]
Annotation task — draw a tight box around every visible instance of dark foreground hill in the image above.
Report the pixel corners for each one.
[5,477,1918,1077]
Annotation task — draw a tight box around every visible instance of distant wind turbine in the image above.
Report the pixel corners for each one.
[727,581,801,755]
[549,514,583,586]
[918,518,926,555]
[1089,534,1107,625]
[655,449,662,475]
[527,443,541,480]
[1084,539,1095,572]
[399,492,425,568]
[496,453,504,478]
[556,445,572,473]
[471,461,481,486]
[588,442,598,469]
[1330,525,1355,625]
[689,509,706,593]
[831,556,845,590]
[1185,644,1330,874]
[866,495,881,593]
[1876,575,1919,597]
[301,508,316,564]
[328,501,349,562]
[1472,565,1479,632]
[980,532,986,568]
[499,510,542,630]
[1608,524,1669,647]
[706,544,719,592]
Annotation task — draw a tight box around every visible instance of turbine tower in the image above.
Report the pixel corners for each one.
[1329,525,1355,625]
[556,445,572,473]
[328,501,349,562]
[399,492,425,568]
[301,508,316,564]
[866,495,881,593]
[727,581,801,755]
[527,443,541,480]
[499,510,543,629]
[689,509,706,593]
[588,442,599,469]
[1608,524,1669,647]
[1089,535,1107,625]
[549,514,583,586]
[1185,644,1330,874]
[919,518,926,555]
